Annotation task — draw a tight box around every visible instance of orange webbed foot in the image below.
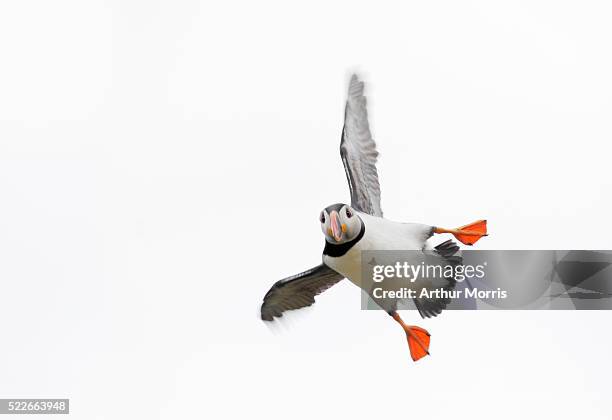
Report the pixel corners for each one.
[435,220,488,246]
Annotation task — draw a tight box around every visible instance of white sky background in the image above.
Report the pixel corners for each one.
[1,1,612,419]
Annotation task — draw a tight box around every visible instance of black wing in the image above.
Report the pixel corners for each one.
[261,264,344,321]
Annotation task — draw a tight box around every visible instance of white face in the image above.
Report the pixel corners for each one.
[319,204,361,244]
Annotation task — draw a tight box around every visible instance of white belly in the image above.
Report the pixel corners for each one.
[323,214,432,290]
[323,245,363,287]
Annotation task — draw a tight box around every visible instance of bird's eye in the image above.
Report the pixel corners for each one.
[319,212,325,223]
[346,208,353,218]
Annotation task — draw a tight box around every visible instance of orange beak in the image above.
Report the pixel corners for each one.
[330,211,343,242]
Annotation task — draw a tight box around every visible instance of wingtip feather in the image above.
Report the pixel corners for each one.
[348,74,364,97]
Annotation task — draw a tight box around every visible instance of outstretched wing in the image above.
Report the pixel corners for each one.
[340,74,383,217]
[261,264,344,321]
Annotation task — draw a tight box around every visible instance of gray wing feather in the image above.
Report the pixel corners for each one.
[412,240,462,318]
[340,74,383,217]
[261,264,344,321]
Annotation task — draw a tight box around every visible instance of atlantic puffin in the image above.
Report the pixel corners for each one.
[260,75,487,361]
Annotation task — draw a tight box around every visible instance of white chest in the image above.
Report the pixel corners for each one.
[322,216,432,290]
[323,242,365,288]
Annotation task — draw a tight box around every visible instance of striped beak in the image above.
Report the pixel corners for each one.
[330,211,343,241]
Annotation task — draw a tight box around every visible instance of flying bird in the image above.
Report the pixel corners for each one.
[260,75,487,361]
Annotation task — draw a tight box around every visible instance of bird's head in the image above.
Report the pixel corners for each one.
[319,203,361,244]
